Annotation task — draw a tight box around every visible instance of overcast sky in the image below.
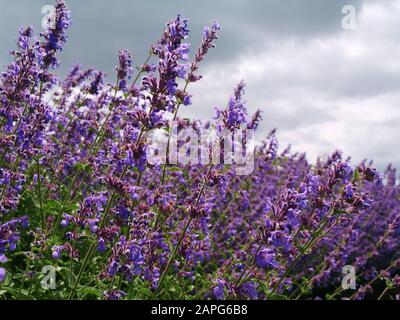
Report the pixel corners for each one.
[1,0,399,171]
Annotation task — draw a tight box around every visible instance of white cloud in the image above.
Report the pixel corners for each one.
[182,0,400,170]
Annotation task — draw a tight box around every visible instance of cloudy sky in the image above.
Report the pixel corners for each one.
[1,0,399,170]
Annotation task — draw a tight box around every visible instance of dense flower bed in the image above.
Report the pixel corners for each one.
[0,1,399,300]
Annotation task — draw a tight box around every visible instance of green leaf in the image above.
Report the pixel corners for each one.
[81,288,101,299]
[354,168,360,181]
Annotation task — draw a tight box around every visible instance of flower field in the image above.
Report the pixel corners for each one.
[0,0,399,300]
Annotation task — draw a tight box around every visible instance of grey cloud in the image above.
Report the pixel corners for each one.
[0,0,377,75]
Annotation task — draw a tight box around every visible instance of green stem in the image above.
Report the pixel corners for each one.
[157,165,213,292]
[67,52,156,298]
[52,79,120,236]
[132,51,152,85]
[36,157,45,230]
[0,103,30,164]
[271,216,334,295]
[67,241,96,300]
[0,154,21,203]
[68,189,120,299]
[156,215,193,294]
[348,261,397,300]
[160,81,189,185]
[377,275,397,300]
[235,244,262,287]
[53,52,153,237]
[67,155,135,299]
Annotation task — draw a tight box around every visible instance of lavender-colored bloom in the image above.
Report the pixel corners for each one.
[0,268,6,282]
[213,279,225,300]
[240,282,258,300]
[51,245,64,259]
[215,81,248,130]
[116,49,133,90]
[104,289,126,300]
[108,260,119,276]
[89,71,105,95]
[98,238,107,252]
[188,21,220,82]
[39,0,71,69]
[344,183,354,199]
[256,249,279,269]
[0,255,7,264]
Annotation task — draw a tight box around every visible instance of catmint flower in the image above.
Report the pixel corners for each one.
[108,260,119,276]
[0,255,7,263]
[88,71,105,95]
[116,49,133,90]
[17,26,34,50]
[270,230,291,251]
[248,109,262,130]
[344,183,354,199]
[104,289,126,300]
[215,81,248,130]
[98,238,107,252]
[255,248,279,269]
[305,173,319,193]
[39,0,71,69]
[188,21,220,82]
[152,14,189,56]
[0,268,6,282]
[239,282,258,300]
[51,245,64,259]
[213,279,225,300]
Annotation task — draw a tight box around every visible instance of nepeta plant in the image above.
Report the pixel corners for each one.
[0,0,399,300]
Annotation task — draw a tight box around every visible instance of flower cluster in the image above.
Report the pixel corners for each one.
[0,1,399,301]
